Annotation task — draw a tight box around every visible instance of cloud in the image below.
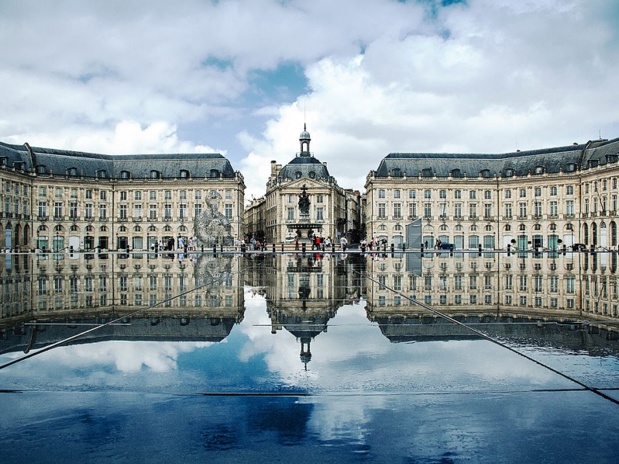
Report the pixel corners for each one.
[240,0,619,193]
[1,0,618,194]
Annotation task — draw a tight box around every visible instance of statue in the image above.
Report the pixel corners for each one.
[298,184,310,215]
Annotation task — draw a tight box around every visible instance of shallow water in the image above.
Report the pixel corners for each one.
[1,251,619,462]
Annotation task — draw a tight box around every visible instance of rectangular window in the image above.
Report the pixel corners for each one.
[179,204,187,219]
[54,202,63,219]
[99,204,107,219]
[149,205,157,219]
[379,189,386,198]
[150,190,157,200]
[135,191,142,200]
[393,203,401,218]
[287,208,295,220]
[408,189,416,199]
[194,204,202,216]
[134,204,142,219]
[454,203,462,218]
[378,203,386,218]
[394,190,401,199]
[469,203,477,218]
[424,203,432,218]
[316,207,324,221]
[164,204,171,218]
[119,204,127,219]
[225,204,233,219]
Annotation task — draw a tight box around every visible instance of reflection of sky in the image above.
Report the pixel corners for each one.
[2,287,619,460]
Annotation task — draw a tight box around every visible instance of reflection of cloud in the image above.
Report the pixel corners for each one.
[34,341,214,373]
[238,298,567,394]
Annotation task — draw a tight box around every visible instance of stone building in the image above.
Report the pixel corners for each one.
[245,125,360,246]
[0,141,245,252]
[365,138,619,251]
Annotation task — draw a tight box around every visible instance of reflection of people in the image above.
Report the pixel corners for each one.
[340,236,348,251]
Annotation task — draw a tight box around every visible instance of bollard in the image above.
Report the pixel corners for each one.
[507,244,511,256]
[449,244,453,257]
[302,242,306,254]
[201,245,204,252]
[478,244,482,257]
[332,243,335,253]
[562,244,567,256]
[220,244,223,253]
[272,244,276,253]
[281,243,284,252]
[390,243,395,253]
[590,244,595,255]
[213,245,217,255]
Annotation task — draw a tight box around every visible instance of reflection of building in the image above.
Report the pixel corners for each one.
[365,138,619,251]
[244,126,361,245]
[365,252,619,324]
[245,253,364,366]
[0,142,244,252]
[0,254,245,345]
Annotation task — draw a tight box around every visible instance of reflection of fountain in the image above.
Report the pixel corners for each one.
[194,192,233,246]
[262,254,358,368]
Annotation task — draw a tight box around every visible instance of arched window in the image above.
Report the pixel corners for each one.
[535,166,544,175]
[180,169,190,179]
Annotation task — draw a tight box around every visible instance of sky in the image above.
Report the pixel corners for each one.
[1,0,619,201]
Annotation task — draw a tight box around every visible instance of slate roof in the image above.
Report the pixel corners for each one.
[374,138,619,178]
[0,141,237,179]
[278,154,332,182]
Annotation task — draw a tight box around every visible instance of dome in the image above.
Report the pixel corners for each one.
[299,123,311,141]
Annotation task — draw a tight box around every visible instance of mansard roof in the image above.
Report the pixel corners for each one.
[278,153,331,182]
[0,141,237,179]
[374,138,619,179]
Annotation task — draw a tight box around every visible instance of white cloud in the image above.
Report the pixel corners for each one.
[1,0,618,193]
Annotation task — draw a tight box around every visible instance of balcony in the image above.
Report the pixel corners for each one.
[132,217,143,222]
[118,217,128,222]
[37,215,49,221]
[98,217,108,222]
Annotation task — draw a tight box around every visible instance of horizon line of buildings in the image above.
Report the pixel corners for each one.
[2,127,619,252]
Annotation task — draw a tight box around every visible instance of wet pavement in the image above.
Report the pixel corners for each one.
[1,250,619,463]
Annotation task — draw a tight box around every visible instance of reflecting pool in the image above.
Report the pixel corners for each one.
[2,250,619,463]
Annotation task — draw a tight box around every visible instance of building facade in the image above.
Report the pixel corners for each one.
[365,138,619,251]
[0,142,245,252]
[245,126,360,245]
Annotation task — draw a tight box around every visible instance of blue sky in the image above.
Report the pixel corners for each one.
[1,0,619,199]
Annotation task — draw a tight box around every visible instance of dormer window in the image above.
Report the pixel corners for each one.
[67,167,78,177]
[96,169,108,178]
[309,171,316,179]
[180,169,190,179]
[480,169,491,178]
[566,163,576,172]
[120,170,131,179]
[392,168,402,177]
[504,169,514,177]
[534,166,544,175]
[210,169,220,178]
[36,165,48,175]
[0,157,7,167]
[295,171,302,179]
[451,169,462,178]
[150,170,161,179]
[422,168,433,178]
[589,160,599,168]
